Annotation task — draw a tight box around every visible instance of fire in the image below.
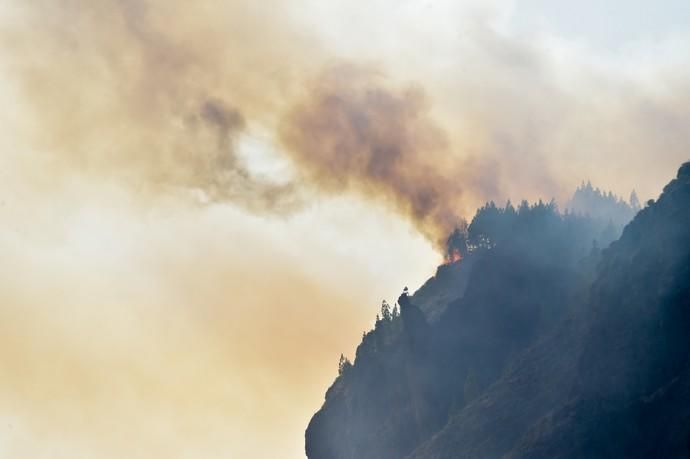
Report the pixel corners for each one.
[444,248,462,264]
[444,225,467,265]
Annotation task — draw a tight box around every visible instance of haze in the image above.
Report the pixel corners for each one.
[0,1,688,458]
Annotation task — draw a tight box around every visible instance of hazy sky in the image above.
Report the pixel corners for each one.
[0,1,689,458]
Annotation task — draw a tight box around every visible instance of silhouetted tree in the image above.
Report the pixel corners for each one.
[567,181,635,227]
[445,222,469,261]
[518,199,530,215]
[381,300,392,321]
[630,190,641,211]
[338,354,352,376]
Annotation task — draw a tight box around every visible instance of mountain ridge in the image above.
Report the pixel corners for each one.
[307,165,690,458]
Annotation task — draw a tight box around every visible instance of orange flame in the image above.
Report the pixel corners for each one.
[444,248,462,265]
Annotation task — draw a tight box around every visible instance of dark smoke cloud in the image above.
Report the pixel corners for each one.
[280,66,465,246]
[4,0,690,250]
[2,2,690,457]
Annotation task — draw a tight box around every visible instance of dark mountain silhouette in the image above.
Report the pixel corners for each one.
[306,164,690,458]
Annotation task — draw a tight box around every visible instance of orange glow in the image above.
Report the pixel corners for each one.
[444,248,462,264]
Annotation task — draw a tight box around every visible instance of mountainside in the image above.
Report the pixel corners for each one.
[306,165,690,459]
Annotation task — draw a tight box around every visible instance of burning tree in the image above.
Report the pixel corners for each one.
[445,221,468,263]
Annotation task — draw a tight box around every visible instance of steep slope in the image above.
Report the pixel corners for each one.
[306,198,611,459]
[510,163,690,458]
[411,255,476,323]
[409,315,586,459]
[410,163,690,458]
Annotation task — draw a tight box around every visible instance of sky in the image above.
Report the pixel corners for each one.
[0,1,689,458]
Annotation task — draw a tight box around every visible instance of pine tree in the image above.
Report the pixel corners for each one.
[381,300,392,321]
[338,354,352,376]
[630,190,641,211]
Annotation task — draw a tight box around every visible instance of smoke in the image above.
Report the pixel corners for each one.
[0,196,436,458]
[4,0,690,249]
[1,0,311,212]
[280,65,464,246]
[2,1,690,458]
[3,0,473,248]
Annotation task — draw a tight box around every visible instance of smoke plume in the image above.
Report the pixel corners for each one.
[2,2,690,458]
[4,0,690,249]
[280,66,464,246]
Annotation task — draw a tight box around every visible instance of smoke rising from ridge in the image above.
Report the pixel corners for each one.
[2,2,690,458]
[4,1,690,248]
[280,66,464,246]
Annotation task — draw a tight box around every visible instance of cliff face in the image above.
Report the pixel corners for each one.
[306,164,690,459]
[505,165,690,459]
